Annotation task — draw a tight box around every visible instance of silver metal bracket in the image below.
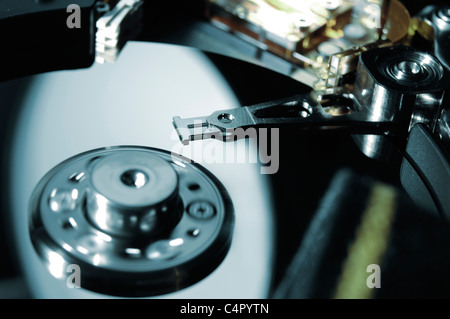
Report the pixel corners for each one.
[95,0,144,64]
[172,46,450,162]
[173,93,396,145]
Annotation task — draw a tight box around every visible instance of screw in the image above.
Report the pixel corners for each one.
[218,113,235,124]
[49,188,78,212]
[188,201,216,219]
[321,0,339,11]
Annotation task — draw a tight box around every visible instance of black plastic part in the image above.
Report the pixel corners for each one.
[400,124,450,219]
[272,169,372,298]
[274,168,450,298]
[0,0,96,82]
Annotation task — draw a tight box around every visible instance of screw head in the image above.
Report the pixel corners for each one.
[188,201,216,219]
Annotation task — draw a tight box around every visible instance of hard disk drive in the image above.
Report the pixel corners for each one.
[1,0,450,301]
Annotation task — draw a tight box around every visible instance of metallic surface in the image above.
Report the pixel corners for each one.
[96,0,144,63]
[173,92,396,145]
[8,42,274,298]
[438,104,450,150]
[206,0,410,84]
[30,146,234,296]
[86,150,181,237]
[352,46,449,160]
[431,6,450,70]
[173,46,450,163]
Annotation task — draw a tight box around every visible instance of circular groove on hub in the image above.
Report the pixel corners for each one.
[29,146,234,297]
